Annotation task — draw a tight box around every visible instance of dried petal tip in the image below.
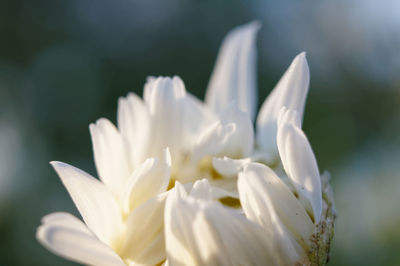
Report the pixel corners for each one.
[308,172,336,265]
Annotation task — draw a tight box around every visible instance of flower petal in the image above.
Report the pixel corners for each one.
[120,193,168,266]
[180,93,216,148]
[238,166,307,264]
[144,76,186,157]
[212,156,251,177]
[256,52,310,157]
[117,92,150,166]
[192,104,254,162]
[165,183,277,266]
[37,212,124,266]
[238,163,314,249]
[122,148,171,213]
[189,179,213,201]
[206,21,260,120]
[90,118,131,195]
[50,161,124,246]
[192,121,236,162]
[218,104,254,158]
[277,108,322,223]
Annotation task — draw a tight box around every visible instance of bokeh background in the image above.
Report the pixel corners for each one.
[1,0,399,265]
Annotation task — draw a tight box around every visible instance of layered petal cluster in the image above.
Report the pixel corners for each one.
[37,21,335,266]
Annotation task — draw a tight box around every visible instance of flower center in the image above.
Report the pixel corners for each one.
[167,151,242,208]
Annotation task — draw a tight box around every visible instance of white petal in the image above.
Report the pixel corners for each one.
[184,180,238,200]
[122,148,171,213]
[193,206,278,266]
[192,121,236,162]
[117,92,150,166]
[164,184,197,266]
[249,150,275,165]
[144,76,214,157]
[209,184,239,199]
[239,163,314,248]
[209,177,239,199]
[144,76,187,157]
[189,179,213,201]
[218,104,254,158]
[278,106,301,128]
[180,93,216,148]
[143,76,159,103]
[277,109,322,223]
[206,21,260,120]
[238,167,306,264]
[51,162,124,246]
[41,212,88,229]
[90,118,131,195]
[145,76,186,114]
[213,156,251,177]
[165,183,277,266]
[37,213,124,266]
[256,52,310,157]
[120,193,168,265]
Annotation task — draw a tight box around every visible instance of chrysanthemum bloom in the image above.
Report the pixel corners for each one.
[37,22,335,266]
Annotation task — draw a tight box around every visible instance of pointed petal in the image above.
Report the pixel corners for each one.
[165,183,277,266]
[256,52,310,156]
[239,163,314,248]
[37,213,124,266]
[90,118,131,195]
[117,92,150,166]
[277,109,322,223]
[50,162,124,245]
[206,22,260,120]
[120,193,168,265]
[122,148,171,213]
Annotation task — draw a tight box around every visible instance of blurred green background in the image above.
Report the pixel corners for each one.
[0,0,399,265]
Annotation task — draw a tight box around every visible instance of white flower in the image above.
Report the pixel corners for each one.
[37,21,335,266]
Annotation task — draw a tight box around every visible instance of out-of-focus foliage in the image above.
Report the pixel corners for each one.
[0,0,399,265]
